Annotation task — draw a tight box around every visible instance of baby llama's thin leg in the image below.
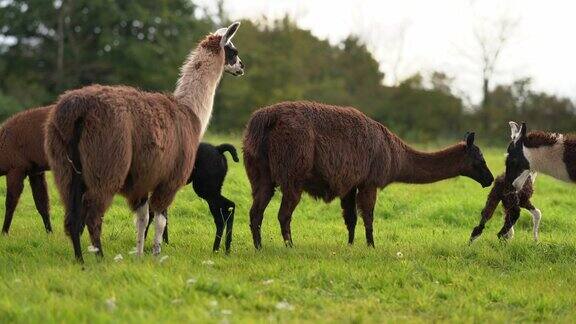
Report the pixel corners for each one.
[470,183,501,244]
[521,199,541,242]
[498,193,520,240]
[501,212,515,239]
[530,208,541,241]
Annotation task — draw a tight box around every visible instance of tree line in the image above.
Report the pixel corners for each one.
[0,1,574,143]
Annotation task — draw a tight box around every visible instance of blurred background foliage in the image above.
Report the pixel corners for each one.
[0,0,574,143]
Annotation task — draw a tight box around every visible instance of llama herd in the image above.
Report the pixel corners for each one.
[0,23,572,262]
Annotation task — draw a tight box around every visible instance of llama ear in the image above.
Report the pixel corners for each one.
[219,21,241,47]
[509,121,521,143]
[520,122,527,138]
[465,132,475,147]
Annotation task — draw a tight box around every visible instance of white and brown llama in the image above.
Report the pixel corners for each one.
[46,22,244,262]
[501,121,574,236]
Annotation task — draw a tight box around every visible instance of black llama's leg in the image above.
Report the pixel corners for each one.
[341,189,357,245]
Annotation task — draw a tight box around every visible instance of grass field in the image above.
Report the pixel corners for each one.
[1,135,576,323]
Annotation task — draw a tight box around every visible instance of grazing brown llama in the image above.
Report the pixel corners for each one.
[243,101,495,249]
[469,172,541,244]
[0,106,53,234]
[46,22,244,262]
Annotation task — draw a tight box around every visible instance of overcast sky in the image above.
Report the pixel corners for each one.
[198,0,576,104]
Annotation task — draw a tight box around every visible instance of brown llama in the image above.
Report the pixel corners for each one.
[243,101,494,249]
[46,22,244,262]
[469,172,541,244]
[0,106,53,234]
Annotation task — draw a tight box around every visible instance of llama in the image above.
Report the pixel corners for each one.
[0,106,53,234]
[502,121,573,236]
[469,172,541,243]
[45,22,244,262]
[145,142,239,253]
[243,101,494,248]
[506,121,576,189]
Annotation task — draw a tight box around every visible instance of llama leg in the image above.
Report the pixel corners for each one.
[497,200,520,240]
[357,186,377,247]
[220,196,235,253]
[249,184,274,249]
[134,199,149,256]
[341,189,357,245]
[208,198,225,252]
[278,186,302,247]
[2,170,25,234]
[502,212,515,239]
[162,210,169,244]
[470,188,500,244]
[152,211,167,256]
[521,199,541,242]
[149,185,179,255]
[530,208,542,242]
[29,173,52,233]
[144,210,154,240]
[209,196,236,252]
[84,193,110,259]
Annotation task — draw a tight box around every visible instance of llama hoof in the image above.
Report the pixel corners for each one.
[468,235,479,245]
[284,240,293,248]
[152,243,161,256]
[1,230,8,236]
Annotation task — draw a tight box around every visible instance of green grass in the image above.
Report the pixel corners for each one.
[1,135,576,323]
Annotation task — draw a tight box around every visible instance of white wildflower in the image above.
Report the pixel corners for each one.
[275,300,294,311]
[202,260,215,266]
[105,297,117,311]
[221,309,232,315]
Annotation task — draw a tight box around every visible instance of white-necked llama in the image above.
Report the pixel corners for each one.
[506,121,576,189]
[243,101,494,249]
[46,22,244,262]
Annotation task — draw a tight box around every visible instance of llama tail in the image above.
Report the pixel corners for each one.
[216,143,239,162]
[242,108,279,161]
[47,94,90,261]
[67,118,86,260]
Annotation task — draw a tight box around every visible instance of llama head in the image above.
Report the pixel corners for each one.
[214,22,244,76]
[506,121,531,190]
[460,132,494,187]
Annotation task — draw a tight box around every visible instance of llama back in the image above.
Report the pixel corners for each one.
[244,101,398,199]
[0,106,52,171]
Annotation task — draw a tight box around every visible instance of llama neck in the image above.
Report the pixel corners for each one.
[174,50,224,137]
[394,143,466,184]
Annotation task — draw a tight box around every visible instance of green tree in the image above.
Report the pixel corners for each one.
[0,0,211,109]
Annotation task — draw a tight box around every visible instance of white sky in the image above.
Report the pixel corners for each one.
[198,0,576,104]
